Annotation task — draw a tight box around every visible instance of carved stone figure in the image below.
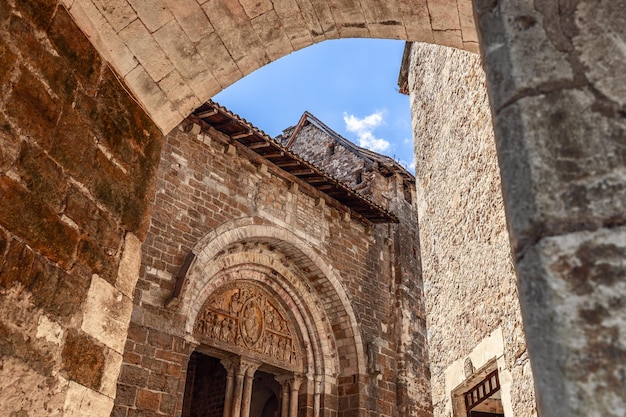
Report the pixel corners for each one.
[194,280,302,368]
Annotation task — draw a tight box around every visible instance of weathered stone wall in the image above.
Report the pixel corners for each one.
[406,42,536,417]
[277,122,404,212]
[475,2,626,415]
[278,117,428,417]
[113,117,429,417]
[0,2,162,416]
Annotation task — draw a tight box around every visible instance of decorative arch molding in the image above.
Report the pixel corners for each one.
[174,217,367,377]
[63,0,478,133]
[187,257,332,379]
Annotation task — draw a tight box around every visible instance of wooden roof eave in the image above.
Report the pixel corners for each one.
[190,101,399,224]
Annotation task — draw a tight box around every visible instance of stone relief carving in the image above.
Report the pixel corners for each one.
[195,282,300,367]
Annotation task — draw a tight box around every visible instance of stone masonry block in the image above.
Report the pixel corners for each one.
[117,233,143,298]
[119,19,173,82]
[153,19,208,81]
[432,29,463,49]
[6,67,61,151]
[0,177,78,269]
[250,10,293,61]
[13,0,57,30]
[457,0,477,43]
[48,7,103,94]
[101,349,124,398]
[92,0,136,32]
[163,0,214,42]
[195,32,242,88]
[158,69,201,117]
[475,0,574,111]
[62,329,106,390]
[63,381,115,416]
[494,88,626,254]
[239,0,273,19]
[128,0,173,32]
[399,0,433,43]
[17,141,68,211]
[574,0,626,107]
[426,0,460,31]
[67,0,138,76]
[308,0,337,38]
[124,65,180,133]
[81,274,133,354]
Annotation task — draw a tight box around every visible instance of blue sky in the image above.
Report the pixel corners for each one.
[213,39,415,172]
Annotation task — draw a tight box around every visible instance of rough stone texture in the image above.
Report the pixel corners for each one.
[63,0,478,132]
[0,2,163,416]
[114,117,428,417]
[406,42,536,417]
[475,1,626,415]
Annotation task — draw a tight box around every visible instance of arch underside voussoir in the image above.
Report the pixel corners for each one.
[62,0,478,133]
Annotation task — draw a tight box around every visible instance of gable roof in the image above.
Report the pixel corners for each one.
[190,101,399,223]
[283,111,415,185]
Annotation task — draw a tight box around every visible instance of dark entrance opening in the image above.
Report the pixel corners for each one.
[182,352,228,417]
[250,371,280,417]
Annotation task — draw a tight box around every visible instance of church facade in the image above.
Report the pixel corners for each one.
[0,1,623,417]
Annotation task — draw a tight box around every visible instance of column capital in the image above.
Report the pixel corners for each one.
[239,357,261,377]
[275,373,304,391]
[221,357,237,373]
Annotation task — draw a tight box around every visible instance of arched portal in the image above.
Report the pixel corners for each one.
[62,0,478,132]
[173,219,365,417]
[183,278,308,417]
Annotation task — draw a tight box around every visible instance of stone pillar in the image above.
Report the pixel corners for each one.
[221,359,236,417]
[230,361,246,417]
[289,376,303,417]
[313,375,322,417]
[240,360,260,417]
[474,1,626,416]
[276,375,292,417]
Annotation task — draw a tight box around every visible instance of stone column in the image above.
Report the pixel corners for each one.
[240,360,260,417]
[276,375,292,417]
[474,1,626,416]
[230,361,246,417]
[289,376,303,417]
[221,359,236,417]
[313,375,322,417]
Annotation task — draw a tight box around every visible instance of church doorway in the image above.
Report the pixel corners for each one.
[182,352,228,417]
[181,350,302,417]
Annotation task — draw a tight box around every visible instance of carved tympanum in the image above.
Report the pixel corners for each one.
[195,282,301,367]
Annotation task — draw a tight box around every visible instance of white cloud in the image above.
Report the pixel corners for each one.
[343,112,390,152]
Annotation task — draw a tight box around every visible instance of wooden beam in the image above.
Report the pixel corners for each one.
[196,109,218,118]
[275,161,300,168]
[231,130,253,139]
[248,141,271,149]
[263,152,285,159]
[290,169,314,176]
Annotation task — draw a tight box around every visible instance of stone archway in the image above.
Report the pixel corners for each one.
[185,279,308,417]
[176,218,368,379]
[62,0,478,132]
[172,219,370,417]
